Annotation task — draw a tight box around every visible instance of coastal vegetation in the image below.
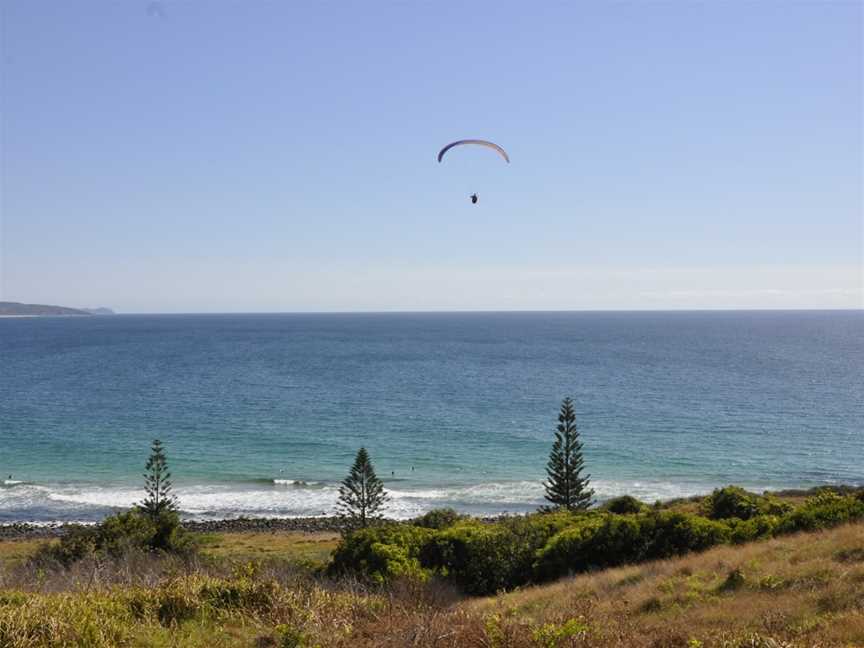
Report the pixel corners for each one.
[543,397,594,512]
[138,440,179,520]
[328,487,864,595]
[2,422,862,645]
[29,441,194,567]
[0,498,861,647]
[336,448,388,531]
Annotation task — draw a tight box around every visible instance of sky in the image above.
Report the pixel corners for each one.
[0,1,861,312]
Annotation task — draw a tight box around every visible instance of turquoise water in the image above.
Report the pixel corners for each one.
[1,311,862,522]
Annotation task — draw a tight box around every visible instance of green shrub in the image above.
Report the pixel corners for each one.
[776,493,864,534]
[703,486,792,521]
[760,495,793,516]
[412,508,465,529]
[151,510,197,554]
[602,495,647,515]
[95,510,160,556]
[419,522,512,594]
[533,516,605,580]
[32,524,99,566]
[326,488,864,596]
[32,510,194,568]
[538,513,681,581]
[703,486,761,520]
[420,513,578,595]
[328,524,433,584]
[728,515,780,544]
[641,511,731,559]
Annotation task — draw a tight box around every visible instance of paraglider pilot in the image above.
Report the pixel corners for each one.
[470,193,478,204]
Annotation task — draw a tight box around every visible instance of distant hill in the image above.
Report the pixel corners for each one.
[82,307,115,315]
[0,301,92,316]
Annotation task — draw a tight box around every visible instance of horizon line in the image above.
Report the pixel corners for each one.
[79,307,864,316]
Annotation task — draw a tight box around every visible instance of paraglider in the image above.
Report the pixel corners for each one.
[437,139,508,204]
[437,139,510,164]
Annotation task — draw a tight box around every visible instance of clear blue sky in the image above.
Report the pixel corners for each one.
[1,1,861,312]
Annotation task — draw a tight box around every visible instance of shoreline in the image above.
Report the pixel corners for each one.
[0,516,347,541]
[2,483,861,542]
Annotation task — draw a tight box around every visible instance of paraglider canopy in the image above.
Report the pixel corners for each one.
[437,139,510,164]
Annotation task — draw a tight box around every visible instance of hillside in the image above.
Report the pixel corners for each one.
[0,520,861,647]
[0,301,92,317]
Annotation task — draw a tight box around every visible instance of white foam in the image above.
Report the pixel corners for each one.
[2,477,783,523]
[272,479,320,487]
[2,480,24,486]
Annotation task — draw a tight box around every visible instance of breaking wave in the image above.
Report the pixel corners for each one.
[0,476,798,525]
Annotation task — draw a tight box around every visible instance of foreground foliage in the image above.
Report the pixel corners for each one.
[332,487,864,595]
[1,520,862,647]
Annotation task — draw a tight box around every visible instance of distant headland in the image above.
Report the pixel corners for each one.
[0,301,115,317]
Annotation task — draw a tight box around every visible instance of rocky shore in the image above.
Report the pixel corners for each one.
[0,516,347,541]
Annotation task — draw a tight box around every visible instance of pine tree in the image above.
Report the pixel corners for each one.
[137,439,179,520]
[543,397,594,511]
[337,447,388,529]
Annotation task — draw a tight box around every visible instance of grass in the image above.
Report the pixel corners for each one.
[0,531,341,572]
[197,531,340,565]
[0,540,49,569]
[1,521,862,646]
[468,521,864,646]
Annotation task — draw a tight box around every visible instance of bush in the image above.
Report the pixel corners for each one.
[703,486,792,521]
[32,510,194,568]
[96,510,161,556]
[32,525,99,567]
[640,511,731,560]
[602,495,647,515]
[533,516,606,580]
[149,510,196,554]
[328,524,433,584]
[325,487,864,596]
[728,515,780,544]
[703,486,761,520]
[418,522,512,595]
[419,513,577,595]
[776,493,864,534]
[537,511,735,582]
[412,508,465,530]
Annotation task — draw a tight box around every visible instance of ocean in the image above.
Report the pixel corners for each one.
[1,311,862,523]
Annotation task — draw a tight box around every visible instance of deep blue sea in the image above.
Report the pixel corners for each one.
[1,311,862,523]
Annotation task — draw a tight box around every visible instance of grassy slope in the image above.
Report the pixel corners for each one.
[468,521,864,647]
[1,522,862,647]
